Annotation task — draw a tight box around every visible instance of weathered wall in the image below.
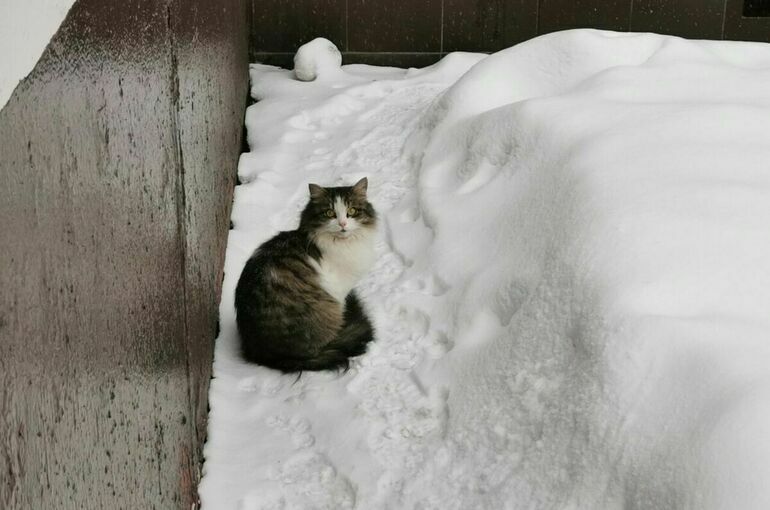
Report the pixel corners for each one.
[0,0,249,508]
[251,0,770,68]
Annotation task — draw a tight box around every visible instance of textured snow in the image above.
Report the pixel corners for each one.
[201,30,770,509]
[0,0,76,110]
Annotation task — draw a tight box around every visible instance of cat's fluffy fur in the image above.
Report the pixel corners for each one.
[235,177,377,372]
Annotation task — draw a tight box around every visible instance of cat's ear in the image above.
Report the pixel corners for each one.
[352,177,368,195]
[308,183,325,199]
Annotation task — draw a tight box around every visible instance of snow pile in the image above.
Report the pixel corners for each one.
[0,0,76,110]
[201,30,770,509]
[293,38,343,81]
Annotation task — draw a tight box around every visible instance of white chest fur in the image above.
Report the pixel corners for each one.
[310,231,376,302]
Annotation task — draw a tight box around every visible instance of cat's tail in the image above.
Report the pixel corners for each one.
[326,291,374,358]
[265,348,353,373]
[268,292,374,373]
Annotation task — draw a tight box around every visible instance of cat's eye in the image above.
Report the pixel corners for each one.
[347,207,357,216]
[325,210,335,218]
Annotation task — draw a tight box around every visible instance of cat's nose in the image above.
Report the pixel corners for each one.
[339,219,348,228]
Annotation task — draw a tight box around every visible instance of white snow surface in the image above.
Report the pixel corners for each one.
[293,37,343,82]
[0,0,76,110]
[201,29,770,510]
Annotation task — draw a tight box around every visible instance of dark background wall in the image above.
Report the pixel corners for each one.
[251,0,770,68]
[0,0,249,508]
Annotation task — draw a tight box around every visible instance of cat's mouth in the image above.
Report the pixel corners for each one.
[332,229,353,239]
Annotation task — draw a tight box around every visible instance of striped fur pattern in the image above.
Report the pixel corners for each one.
[235,177,377,372]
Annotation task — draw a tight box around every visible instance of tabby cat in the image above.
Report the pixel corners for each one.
[235,177,377,372]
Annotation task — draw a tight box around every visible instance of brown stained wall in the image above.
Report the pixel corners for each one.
[251,0,770,68]
[0,0,249,508]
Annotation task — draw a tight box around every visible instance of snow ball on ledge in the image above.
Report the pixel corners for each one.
[293,37,342,82]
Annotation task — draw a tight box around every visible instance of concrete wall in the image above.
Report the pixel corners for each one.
[250,0,770,68]
[0,0,249,508]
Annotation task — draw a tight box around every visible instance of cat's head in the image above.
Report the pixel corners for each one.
[299,177,377,239]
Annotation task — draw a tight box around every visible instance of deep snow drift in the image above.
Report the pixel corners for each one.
[200,30,770,509]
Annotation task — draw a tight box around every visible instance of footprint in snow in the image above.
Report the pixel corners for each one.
[287,111,317,131]
[257,451,355,510]
[395,306,430,340]
[421,329,454,359]
[265,414,316,449]
[399,274,449,297]
[237,374,287,397]
[289,416,315,449]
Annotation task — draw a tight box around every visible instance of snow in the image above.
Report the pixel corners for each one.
[0,0,76,111]
[293,38,343,82]
[200,29,770,510]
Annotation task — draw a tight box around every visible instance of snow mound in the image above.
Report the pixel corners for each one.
[202,30,770,509]
[412,30,770,509]
[294,37,343,81]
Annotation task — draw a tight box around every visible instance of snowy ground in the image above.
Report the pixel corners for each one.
[200,30,770,510]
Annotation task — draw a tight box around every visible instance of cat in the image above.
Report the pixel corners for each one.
[235,177,377,372]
